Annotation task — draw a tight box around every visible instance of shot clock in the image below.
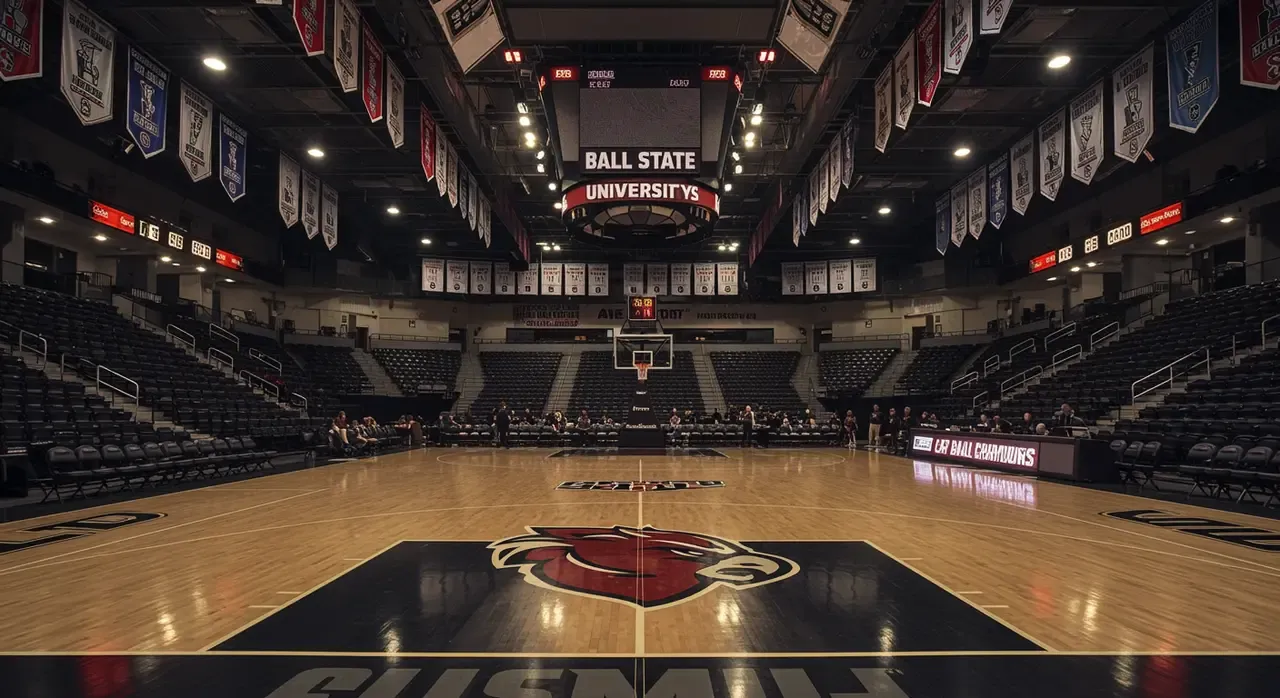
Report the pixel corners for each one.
[628,296,657,321]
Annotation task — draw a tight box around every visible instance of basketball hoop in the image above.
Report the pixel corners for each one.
[635,363,650,382]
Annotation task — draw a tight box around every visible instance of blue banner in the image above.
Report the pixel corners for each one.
[935,195,949,256]
[987,153,1009,230]
[1166,0,1218,134]
[125,46,169,158]
[218,114,248,202]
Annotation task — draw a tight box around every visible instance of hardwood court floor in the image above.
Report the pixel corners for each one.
[0,447,1278,657]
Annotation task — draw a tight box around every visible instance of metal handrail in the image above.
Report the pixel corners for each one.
[249,347,282,373]
[982,355,1001,376]
[166,324,196,352]
[950,371,979,394]
[290,392,309,417]
[0,319,48,367]
[96,364,139,404]
[1131,348,1211,404]
[1000,366,1043,397]
[1089,322,1119,350]
[1008,337,1036,361]
[210,322,240,350]
[239,369,281,402]
[1262,313,1280,347]
[1052,344,1083,371]
[208,346,235,372]
[972,391,989,409]
[1043,322,1077,349]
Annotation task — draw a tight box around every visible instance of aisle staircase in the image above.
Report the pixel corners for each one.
[453,351,484,412]
[544,352,581,414]
[351,348,403,396]
[866,349,914,396]
[791,351,825,415]
[691,347,727,415]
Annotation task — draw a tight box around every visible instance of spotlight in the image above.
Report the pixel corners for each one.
[224,278,235,283]
[749,114,762,126]
[849,237,861,245]
[734,164,743,174]
[877,206,891,216]
[307,147,325,158]
[1156,238,1170,246]
[1219,215,1236,224]
[420,238,431,245]
[535,150,545,160]
[517,102,530,114]
[954,146,972,157]
[196,266,207,272]
[93,234,107,241]
[744,131,756,142]
[386,206,401,215]
[553,202,563,210]
[1070,266,1081,272]
[202,56,227,72]
[160,256,172,263]
[1047,55,1071,70]
[548,181,558,191]
[724,182,733,192]
[1185,229,1197,235]
[1047,276,1058,281]
[536,163,545,173]
[523,131,535,141]
[718,244,727,251]
[730,243,739,251]
[1086,261,1097,268]
[171,262,181,267]
[36,216,54,224]
[552,244,561,251]
[518,115,531,127]
[731,151,740,162]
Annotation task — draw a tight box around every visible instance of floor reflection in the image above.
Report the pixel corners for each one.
[913,461,1038,506]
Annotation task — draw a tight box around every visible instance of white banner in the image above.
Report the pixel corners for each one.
[776,0,853,73]
[468,172,478,232]
[808,168,821,227]
[517,264,538,296]
[894,32,916,130]
[1010,133,1034,216]
[717,262,738,296]
[792,194,803,246]
[457,165,469,223]
[647,264,668,296]
[827,138,841,203]
[623,263,644,296]
[980,0,1011,35]
[781,262,804,295]
[421,258,445,293]
[385,58,405,148]
[669,263,691,296]
[588,263,609,297]
[435,132,448,197]
[818,152,829,214]
[950,181,968,246]
[430,0,506,73]
[1070,80,1104,185]
[967,167,986,240]
[1038,108,1066,201]
[446,260,468,294]
[479,196,491,248]
[565,263,586,296]
[321,184,339,250]
[693,263,716,296]
[178,83,213,182]
[805,262,828,295]
[333,0,359,92]
[828,259,852,294]
[61,0,115,126]
[494,262,514,295]
[278,152,300,227]
[853,258,877,293]
[540,262,563,295]
[301,169,320,239]
[470,261,491,295]
[1113,44,1153,163]
[446,141,458,207]
[874,63,892,152]
[944,0,973,74]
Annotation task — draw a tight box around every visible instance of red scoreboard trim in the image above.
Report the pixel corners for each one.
[701,66,731,81]
[561,180,720,214]
[549,66,579,81]
[1029,251,1058,274]
[1140,202,1183,235]
[89,201,136,235]
[215,249,244,271]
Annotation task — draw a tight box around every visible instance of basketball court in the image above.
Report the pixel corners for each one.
[2,445,1279,696]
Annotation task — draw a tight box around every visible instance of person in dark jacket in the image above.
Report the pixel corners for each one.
[494,401,512,448]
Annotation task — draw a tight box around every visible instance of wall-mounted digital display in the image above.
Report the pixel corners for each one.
[628,295,657,320]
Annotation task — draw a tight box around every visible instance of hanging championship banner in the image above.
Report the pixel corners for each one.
[541,263,563,295]
[447,261,469,294]
[61,0,115,126]
[293,0,324,56]
[647,264,668,296]
[827,138,841,203]
[0,0,43,82]
[917,0,942,106]
[564,263,586,296]
[874,63,892,152]
[853,259,877,292]
[717,262,739,296]
[429,0,506,73]
[980,0,1010,35]
[278,153,300,227]
[799,188,809,237]
[805,262,828,295]
[178,83,212,182]
[125,47,169,158]
[818,152,829,214]
[967,167,986,240]
[494,262,514,295]
[420,105,436,180]
[436,134,448,196]
[517,264,538,295]
[386,59,404,147]
[623,263,644,296]
[808,168,821,227]
[301,169,320,239]
[1038,109,1066,201]
[828,259,852,294]
[841,117,855,187]
[669,263,691,296]
[588,263,609,296]
[693,262,716,296]
[218,114,248,202]
[792,193,803,246]
[361,23,384,122]
[468,172,478,231]
[950,181,968,247]
[944,0,972,74]
[1069,80,1104,185]
[987,153,1009,229]
[935,195,950,256]
[894,31,916,129]
[1010,133,1034,215]
[457,166,469,222]
[421,259,445,292]
[781,262,804,296]
[1113,44,1154,163]
[446,142,459,207]
[333,0,359,92]
[1241,0,1280,90]
[1167,0,1219,133]
[321,184,339,250]
[777,0,853,73]
[470,261,492,295]
[479,196,491,247]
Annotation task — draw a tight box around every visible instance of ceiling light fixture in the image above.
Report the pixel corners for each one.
[877,206,891,215]
[306,147,325,158]
[734,163,743,174]
[420,238,431,245]
[1155,238,1170,246]
[518,115,531,127]
[744,131,756,142]
[202,56,227,72]
[93,234,107,241]
[536,150,545,160]
[1047,276,1058,281]
[523,131,535,141]
[553,202,563,210]
[171,262,181,267]
[517,103,530,115]
[552,244,561,251]
[36,216,54,224]
[548,181,558,191]
[724,182,733,192]
[224,278,235,283]
[196,266,207,272]
[536,163,546,173]
[1086,261,1097,268]
[731,151,740,162]
[386,206,401,215]
[718,244,727,251]
[1219,215,1236,224]
[730,243,739,251]
[849,237,861,245]
[749,114,763,126]
[160,256,172,263]
[1070,266,1081,272]
[1047,54,1071,70]
[954,146,972,157]
[1185,229,1197,235]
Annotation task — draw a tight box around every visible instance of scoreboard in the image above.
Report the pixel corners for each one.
[581,65,701,90]
[628,296,657,321]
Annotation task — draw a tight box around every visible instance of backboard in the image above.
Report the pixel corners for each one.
[613,333,673,371]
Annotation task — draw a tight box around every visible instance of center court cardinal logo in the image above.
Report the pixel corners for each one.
[489,525,799,609]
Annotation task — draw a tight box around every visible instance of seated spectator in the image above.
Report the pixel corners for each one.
[918,411,940,429]
[668,410,682,427]
[1054,402,1087,428]
[331,411,351,446]
[975,412,993,432]
[991,413,1013,434]
[1016,412,1036,434]
[711,409,723,424]
[577,409,592,429]
[1035,423,1049,435]
[522,408,534,425]
[602,414,616,426]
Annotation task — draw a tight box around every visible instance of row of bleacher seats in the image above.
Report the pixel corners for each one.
[819,348,898,397]
[1110,435,1280,506]
[371,348,461,395]
[712,351,807,415]
[470,352,561,417]
[438,422,835,447]
[568,351,704,420]
[289,344,371,394]
[897,344,981,393]
[1,353,138,451]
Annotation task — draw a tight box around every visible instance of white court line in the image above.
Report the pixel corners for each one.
[957,591,984,595]
[275,591,301,596]
[247,605,279,609]
[899,557,924,561]
[981,605,1011,609]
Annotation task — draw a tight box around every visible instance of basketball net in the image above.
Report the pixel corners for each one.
[636,363,650,382]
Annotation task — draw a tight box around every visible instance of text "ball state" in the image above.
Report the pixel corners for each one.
[584,150,698,172]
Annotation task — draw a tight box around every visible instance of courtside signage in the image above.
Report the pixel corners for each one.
[1140,202,1183,234]
[912,433,1039,470]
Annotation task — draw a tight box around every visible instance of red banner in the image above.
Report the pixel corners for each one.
[0,0,43,82]
[916,0,942,107]
[361,22,384,123]
[1028,251,1058,274]
[293,0,325,57]
[89,201,136,234]
[561,180,720,213]
[1139,202,1183,235]
[215,249,244,271]
[1240,0,1280,90]
[420,104,436,181]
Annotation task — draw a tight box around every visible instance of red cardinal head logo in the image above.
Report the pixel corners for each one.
[489,526,799,609]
